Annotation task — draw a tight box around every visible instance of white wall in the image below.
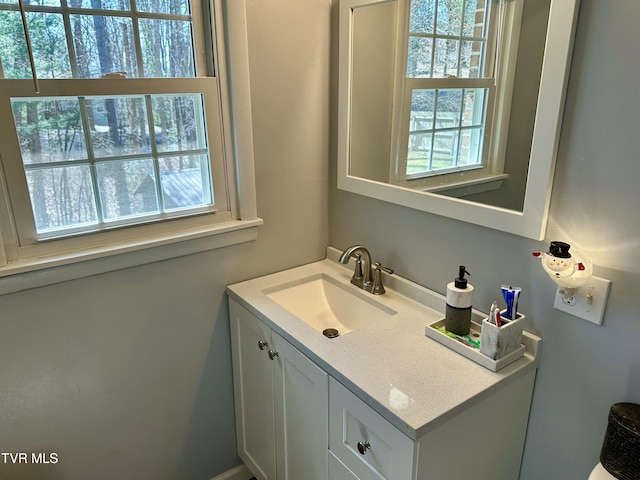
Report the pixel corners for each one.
[0,0,330,478]
[330,1,640,479]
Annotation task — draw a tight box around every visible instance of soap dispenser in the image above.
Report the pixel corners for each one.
[445,266,473,336]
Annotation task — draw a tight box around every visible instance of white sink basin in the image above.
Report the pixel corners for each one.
[263,273,396,336]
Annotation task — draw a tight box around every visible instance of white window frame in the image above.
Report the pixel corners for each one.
[390,0,524,193]
[0,0,260,294]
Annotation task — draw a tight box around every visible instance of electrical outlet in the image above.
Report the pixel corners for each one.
[553,276,611,325]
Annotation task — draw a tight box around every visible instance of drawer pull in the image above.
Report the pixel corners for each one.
[258,340,268,350]
[357,441,371,455]
[268,350,279,360]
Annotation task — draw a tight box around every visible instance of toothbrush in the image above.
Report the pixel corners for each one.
[489,301,498,325]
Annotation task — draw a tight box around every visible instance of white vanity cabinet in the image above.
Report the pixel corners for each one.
[229,299,328,480]
[230,296,536,480]
[227,256,542,480]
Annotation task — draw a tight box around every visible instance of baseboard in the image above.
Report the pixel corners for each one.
[210,464,253,480]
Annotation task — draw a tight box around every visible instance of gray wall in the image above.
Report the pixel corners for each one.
[0,0,330,479]
[330,1,640,479]
[349,1,396,183]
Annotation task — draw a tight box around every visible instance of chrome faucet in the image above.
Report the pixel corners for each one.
[339,245,373,290]
[339,245,393,294]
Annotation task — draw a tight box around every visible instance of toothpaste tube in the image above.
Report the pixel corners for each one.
[501,285,521,320]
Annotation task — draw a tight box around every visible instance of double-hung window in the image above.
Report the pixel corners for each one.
[0,0,257,278]
[392,0,522,192]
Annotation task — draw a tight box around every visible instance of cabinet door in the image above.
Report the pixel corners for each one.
[272,332,328,480]
[230,300,276,480]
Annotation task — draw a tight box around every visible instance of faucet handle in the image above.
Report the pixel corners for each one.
[350,253,364,288]
[370,262,393,295]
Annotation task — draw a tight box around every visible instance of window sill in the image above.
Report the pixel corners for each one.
[0,218,263,296]
[422,174,508,198]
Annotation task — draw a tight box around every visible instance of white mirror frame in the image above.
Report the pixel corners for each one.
[337,0,581,240]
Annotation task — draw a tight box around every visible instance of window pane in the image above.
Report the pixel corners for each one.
[74,0,131,11]
[0,0,60,4]
[463,0,487,37]
[462,88,486,127]
[158,155,212,209]
[0,11,33,78]
[436,0,463,36]
[29,0,61,5]
[407,36,432,78]
[26,165,98,231]
[436,89,463,129]
[458,127,483,166]
[70,14,137,78]
[12,98,88,164]
[97,158,158,220]
[410,110,433,133]
[136,0,189,16]
[433,130,459,169]
[151,94,206,152]
[411,89,435,125]
[409,0,435,34]
[433,38,459,77]
[460,40,484,78]
[27,12,72,79]
[407,133,432,175]
[139,18,194,77]
[86,96,149,158]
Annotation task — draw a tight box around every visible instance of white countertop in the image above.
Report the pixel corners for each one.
[226,247,541,440]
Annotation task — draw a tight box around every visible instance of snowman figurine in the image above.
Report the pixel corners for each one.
[533,241,593,298]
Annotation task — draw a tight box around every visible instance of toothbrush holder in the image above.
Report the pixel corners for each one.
[480,311,525,360]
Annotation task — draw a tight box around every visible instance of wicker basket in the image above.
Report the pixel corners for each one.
[600,403,640,480]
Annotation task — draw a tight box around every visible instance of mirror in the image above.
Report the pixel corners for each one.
[337,0,581,239]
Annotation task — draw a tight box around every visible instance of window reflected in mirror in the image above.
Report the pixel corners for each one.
[349,0,550,211]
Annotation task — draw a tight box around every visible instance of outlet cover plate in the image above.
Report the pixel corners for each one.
[553,276,611,325]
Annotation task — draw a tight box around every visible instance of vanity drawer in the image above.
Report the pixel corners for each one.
[329,450,359,480]
[329,378,414,479]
